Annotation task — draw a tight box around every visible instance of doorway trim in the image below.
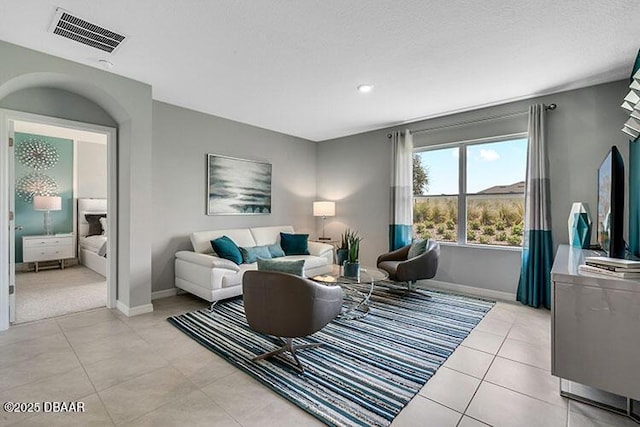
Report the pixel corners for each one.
[0,109,117,330]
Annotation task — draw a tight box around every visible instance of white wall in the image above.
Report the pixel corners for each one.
[76,141,107,199]
[151,101,318,292]
[317,80,631,297]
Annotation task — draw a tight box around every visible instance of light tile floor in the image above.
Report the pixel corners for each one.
[0,294,635,426]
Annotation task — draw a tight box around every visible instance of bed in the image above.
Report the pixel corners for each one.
[77,198,108,277]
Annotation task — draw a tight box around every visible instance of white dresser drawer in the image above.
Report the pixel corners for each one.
[23,236,73,248]
[23,246,74,262]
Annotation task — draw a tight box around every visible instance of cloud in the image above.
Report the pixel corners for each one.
[479,149,500,161]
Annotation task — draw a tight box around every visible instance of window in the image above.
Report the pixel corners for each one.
[413,135,527,247]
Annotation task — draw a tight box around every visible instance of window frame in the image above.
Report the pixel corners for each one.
[414,132,528,249]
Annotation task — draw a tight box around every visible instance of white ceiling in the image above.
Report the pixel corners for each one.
[0,1,639,141]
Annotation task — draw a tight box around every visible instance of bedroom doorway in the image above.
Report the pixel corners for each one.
[3,111,117,324]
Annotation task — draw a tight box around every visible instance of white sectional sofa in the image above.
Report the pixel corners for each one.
[175,225,333,303]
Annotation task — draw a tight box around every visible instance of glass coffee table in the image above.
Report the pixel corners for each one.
[312,264,389,320]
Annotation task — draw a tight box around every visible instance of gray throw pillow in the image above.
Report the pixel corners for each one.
[257,259,305,277]
[408,239,428,259]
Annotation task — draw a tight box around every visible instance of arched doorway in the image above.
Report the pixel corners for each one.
[0,72,132,329]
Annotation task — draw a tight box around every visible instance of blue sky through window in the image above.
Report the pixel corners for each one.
[416,138,527,195]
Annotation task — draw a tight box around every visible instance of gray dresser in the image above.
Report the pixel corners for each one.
[551,244,640,421]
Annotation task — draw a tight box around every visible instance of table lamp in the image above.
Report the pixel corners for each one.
[313,201,335,241]
[33,195,62,235]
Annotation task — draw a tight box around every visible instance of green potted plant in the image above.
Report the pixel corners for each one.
[336,229,353,266]
[343,231,362,279]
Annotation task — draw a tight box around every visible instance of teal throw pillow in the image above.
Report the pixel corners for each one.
[211,236,243,265]
[267,243,285,258]
[280,233,310,255]
[257,259,305,277]
[408,239,428,259]
[240,245,272,264]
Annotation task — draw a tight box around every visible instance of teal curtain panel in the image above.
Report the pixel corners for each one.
[389,130,413,250]
[517,105,554,309]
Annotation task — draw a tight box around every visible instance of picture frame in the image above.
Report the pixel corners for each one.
[206,154,272,215]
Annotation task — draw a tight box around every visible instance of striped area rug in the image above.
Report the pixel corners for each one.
[168,286,494,426]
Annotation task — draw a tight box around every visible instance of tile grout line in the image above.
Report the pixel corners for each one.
[458,306,516,425]
[56,317,117,426]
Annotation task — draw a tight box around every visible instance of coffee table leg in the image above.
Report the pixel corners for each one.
[339,279,375,320]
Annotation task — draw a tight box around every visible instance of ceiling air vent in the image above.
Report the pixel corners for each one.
[48,8,126,54]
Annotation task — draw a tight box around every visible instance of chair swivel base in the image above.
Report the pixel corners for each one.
[253,337,321,372]
[384,280,419,294]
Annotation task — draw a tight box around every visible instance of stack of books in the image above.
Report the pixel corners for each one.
[579,256,640,279]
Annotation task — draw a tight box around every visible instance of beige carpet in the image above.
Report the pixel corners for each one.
[15,265,106,324]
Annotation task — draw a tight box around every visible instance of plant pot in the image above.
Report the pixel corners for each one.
[336,249,349,267]
[343,262,360,279]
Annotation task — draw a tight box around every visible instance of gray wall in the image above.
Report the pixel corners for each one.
[317,80,631,296]
[0,87,117,127]
[0,40,154,311]
[151,101,317,292]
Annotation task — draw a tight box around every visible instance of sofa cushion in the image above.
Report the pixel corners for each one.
[250,225,295,246]
[211,236,243,265]
[191,229,256,254]
[257,258,305,277]
[240,245,272,263]
[267,243,285,258]
[280,233,310,255]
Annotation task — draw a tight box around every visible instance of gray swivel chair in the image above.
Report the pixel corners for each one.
[242,270,343,372]
[377,240,440,290]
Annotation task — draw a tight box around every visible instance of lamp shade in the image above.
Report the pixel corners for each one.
[33,195,62,211]
[313,201,335,217]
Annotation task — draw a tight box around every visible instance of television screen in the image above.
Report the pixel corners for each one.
[597,146,625,258]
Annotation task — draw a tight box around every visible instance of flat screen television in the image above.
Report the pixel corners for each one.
[597,145,625,258]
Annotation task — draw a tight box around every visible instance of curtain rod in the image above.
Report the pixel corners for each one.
[386,103,556,138]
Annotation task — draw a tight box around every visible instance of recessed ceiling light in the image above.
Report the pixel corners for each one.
[357,84,374,93]
[98,59,114,70]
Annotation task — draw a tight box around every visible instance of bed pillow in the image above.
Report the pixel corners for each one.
[257,259,305,277]
[267,243,285,258]
[210,236,243,265]
[99,217,107,236]
[279,233,310,255]
[239,245,272,264]
[85,214,106,236]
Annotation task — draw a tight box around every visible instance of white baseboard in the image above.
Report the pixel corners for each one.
[419,280,516,302]
[116,300,154,317]
[151,288,178,300]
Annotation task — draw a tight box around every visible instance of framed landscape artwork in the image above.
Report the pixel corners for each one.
[207,154,272,215]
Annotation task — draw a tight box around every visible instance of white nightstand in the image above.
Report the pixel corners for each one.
[22,233,74,272]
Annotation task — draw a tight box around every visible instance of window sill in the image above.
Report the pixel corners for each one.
[436,241,523,252]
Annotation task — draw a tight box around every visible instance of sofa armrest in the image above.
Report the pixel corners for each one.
[308,241,333,257]
[175,251,240,272]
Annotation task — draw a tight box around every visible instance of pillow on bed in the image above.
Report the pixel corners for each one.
[99,217,107,236]
[85,214,106,236]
